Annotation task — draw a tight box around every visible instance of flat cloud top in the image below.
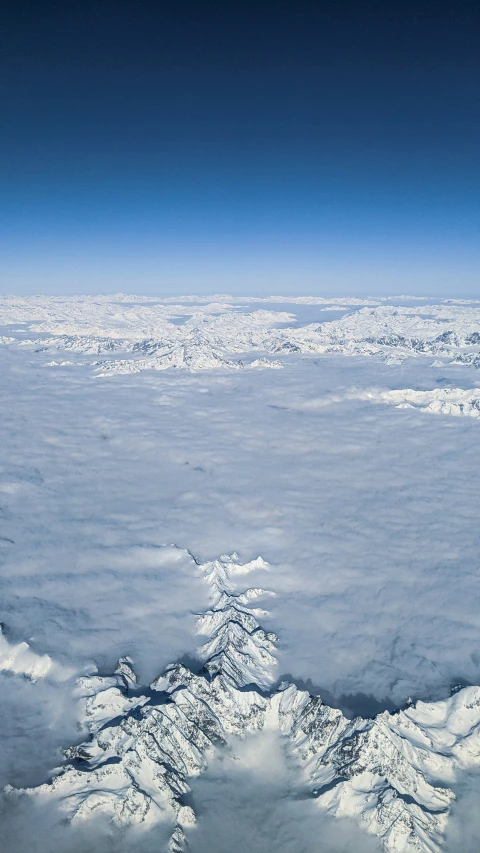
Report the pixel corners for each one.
[1,294,480,851]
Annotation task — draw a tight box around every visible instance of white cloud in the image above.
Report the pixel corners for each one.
[1,294,480,851]
[0,626,74,682]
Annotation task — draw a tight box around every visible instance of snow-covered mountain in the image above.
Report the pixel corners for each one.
[293,386,480,419]
[15,551,480,853]
[2,295,480,377]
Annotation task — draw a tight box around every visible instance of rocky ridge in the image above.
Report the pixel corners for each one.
[13,552,480,852]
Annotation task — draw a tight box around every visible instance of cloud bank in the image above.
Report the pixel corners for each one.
[1,295,480,851]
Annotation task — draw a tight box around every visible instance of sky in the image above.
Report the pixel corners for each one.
[1,0,479,296]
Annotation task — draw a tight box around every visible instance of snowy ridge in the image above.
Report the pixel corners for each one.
[297,387,480,419]
[12,553,278,850]
[12,549,480,852]
[96,342,283,374]
[368,387,480,418]
[2,295,480,375]
[195,554,277,688]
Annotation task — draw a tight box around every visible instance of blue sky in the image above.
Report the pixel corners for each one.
[1,1,479,296]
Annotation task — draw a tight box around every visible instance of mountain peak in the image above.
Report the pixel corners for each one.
[15,552,480,853]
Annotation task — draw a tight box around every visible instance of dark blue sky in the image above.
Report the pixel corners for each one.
[1,0,479,295]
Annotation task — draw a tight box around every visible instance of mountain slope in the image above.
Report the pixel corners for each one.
[15,552,480,853]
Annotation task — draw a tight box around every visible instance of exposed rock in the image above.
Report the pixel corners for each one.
[16,553,480,852]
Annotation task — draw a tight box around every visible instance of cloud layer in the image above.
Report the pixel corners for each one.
[1,295,480,850]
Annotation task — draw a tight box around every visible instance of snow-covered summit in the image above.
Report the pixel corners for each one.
[2,295,480,376]
[14,551,480,853]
